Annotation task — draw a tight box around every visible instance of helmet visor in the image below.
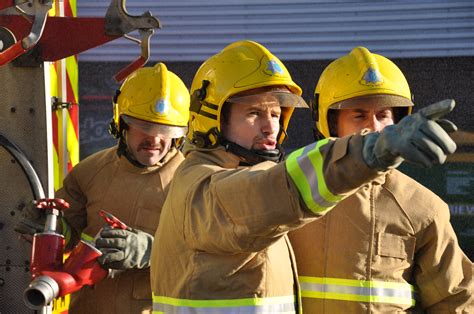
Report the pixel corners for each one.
[329,94,413,110]
[227,91,308,108]
[122,115,188,138]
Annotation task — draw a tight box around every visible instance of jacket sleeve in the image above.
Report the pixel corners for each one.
[285,133,384,215]
[414,202,473,313]
[55,169,88,249]
[184,159,311,253]
[185,133,384,253]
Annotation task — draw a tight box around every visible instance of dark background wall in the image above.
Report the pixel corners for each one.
[79,57,473,156]
[78,56,473,258]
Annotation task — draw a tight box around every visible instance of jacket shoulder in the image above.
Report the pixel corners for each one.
[176,151,227,184]
[383,170,450,228]
[72,146,116,171]
[65,146,118,185]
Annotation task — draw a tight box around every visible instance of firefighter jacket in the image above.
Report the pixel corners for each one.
[289,169,473,313]
[56,145,184,314]
[150,135,388,314]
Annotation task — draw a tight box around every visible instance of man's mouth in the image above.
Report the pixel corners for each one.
[254,139,277,150]
[140,146,161,152]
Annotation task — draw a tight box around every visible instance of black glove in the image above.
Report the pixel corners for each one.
[14,201,46,235]
[363,99,457,170]
[95,225,153,270]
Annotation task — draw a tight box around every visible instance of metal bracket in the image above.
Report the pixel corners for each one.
[51,96,75,111]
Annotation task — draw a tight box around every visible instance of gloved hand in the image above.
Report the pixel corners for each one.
[363,99,457,170]
[95,225,153,270]
[14,201,46,235]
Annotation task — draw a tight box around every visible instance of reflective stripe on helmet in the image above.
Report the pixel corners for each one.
[299,276,415,306]
[152,295,296,314]
[285,139,342,214]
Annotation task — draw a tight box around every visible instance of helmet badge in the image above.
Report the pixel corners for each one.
[154,98,169,116]
[266,59,284,75]
[360,67,384,86]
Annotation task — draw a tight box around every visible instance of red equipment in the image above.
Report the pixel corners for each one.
[22,202,128,309]
[99,209,129,230]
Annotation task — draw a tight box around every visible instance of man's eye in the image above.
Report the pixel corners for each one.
[378,112,392,119]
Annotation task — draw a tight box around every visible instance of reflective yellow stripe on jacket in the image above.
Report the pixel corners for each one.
[80,232,94,243]
[300,276,415,306]
[61,218,72,244]
[152,295,296,314]
[285,139,343,214]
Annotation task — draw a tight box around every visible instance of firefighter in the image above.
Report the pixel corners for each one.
[288,47,473,313]
[15,63,190,313]
[149,40,458,313]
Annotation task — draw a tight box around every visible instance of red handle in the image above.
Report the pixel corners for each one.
[0,41,26,66]
[99,210,128,230]
[35,198,70,211]
[113,56,146,83]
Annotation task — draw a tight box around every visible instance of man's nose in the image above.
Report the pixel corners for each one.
[367,115,384,132]
[146,134,164,144]
[261,115,279,135]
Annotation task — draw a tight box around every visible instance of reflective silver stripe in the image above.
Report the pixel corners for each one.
[301,282,413,299]
[296,142,336,209]
[299,277,415,306]
[153,303,296,314]
[286,139,343,214]
[152,295,296,314]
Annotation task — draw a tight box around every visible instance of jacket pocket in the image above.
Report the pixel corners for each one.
[376,232,416,260]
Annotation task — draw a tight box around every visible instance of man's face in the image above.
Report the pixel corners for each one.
[336,103,395,137]
[125,124,172,166]
[221,94,282,151]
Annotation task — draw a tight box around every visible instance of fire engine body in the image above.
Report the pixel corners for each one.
[0,1,160,312]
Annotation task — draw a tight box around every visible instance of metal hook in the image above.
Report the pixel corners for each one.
[0,0,52,66]
[105,0,161,35]
[105,0,161,82]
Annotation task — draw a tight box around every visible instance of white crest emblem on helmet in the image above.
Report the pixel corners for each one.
[154,98,169,116]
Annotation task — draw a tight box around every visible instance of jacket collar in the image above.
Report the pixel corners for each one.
[186,145,243,169]
[117,146,179,174]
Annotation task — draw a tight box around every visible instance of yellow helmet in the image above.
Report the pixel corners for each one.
[314,46,414,138]
[189,40,307,148]
[110,62,189,139]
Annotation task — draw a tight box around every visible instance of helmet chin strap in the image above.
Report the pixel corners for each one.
[222,139,285,166]
[117,137,147,168]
